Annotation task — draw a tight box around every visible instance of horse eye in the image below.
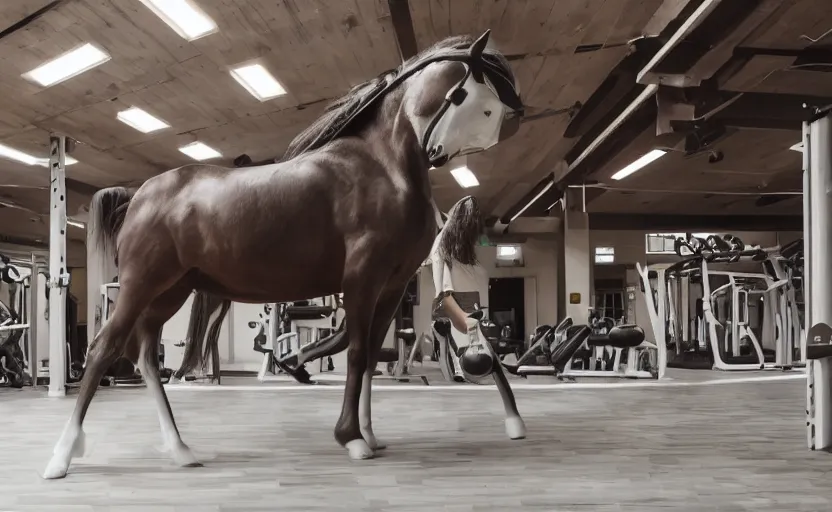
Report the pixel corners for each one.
[484,110,492,117]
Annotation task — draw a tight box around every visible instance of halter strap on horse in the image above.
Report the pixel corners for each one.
[297,30,523,159]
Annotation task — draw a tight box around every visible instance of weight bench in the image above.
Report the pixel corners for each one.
[255,299,344,383]
[563,325,657,379]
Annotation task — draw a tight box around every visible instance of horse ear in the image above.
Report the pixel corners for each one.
[468,30,490,83]
[470,30,491,59]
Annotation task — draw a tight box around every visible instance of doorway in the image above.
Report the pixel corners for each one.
[488,277,525,341]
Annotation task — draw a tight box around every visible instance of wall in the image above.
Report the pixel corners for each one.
[590,230,803,267]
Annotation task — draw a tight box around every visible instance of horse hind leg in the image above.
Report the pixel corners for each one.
[135,283,200,467]
[43,284,157,479]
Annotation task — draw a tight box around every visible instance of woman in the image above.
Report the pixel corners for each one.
[427,196,498,384]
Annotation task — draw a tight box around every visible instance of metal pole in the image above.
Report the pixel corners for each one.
[47,135,69,397]
[30,253,39,387]
[806,110,832,450]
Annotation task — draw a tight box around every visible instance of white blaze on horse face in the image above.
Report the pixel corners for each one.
[425,74,507,160]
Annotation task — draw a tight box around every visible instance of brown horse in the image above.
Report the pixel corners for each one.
[44,31,524,479]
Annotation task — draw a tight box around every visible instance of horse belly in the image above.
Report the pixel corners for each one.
[190,223,346,303]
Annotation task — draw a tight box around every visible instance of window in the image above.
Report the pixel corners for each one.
[496,244,523,267]
[594,246,614,264]
[645,233,717,254]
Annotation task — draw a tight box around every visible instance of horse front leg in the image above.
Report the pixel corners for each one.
[333,256,384,460]
[359,284,409,452]
[491,359,527,440]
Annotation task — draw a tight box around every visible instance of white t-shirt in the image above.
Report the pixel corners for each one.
[427,232,487,346]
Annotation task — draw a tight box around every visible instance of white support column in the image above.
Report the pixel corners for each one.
[47,135,69,397]
[29,253,39,386]
[805,109,832,451]
[562,190,591,322]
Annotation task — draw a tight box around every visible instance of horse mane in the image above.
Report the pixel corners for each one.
[283,34,514,160]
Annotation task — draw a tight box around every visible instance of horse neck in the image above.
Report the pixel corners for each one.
[360,86,433,199]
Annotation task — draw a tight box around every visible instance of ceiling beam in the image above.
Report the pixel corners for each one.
[387,0,418,60]
[0,1,65,42]
[589,213,802,231]
[66,177,99,197]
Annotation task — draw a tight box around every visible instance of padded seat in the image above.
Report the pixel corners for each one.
[587,325,645,348]
[285,305,333,321]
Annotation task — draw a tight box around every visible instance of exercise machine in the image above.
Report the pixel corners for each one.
[252,295,344,383]
[639,237,805,373]
[1,255,29,388]
[502,313,652,379]
[561,312,658,379]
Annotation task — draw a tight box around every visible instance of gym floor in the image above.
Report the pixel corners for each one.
[0,371,826,511]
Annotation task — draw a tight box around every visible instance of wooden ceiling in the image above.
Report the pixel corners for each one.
[513,0,832,227]
[0,0,829,248]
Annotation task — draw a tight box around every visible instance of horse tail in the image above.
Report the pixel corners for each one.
[174,291,231,380]
[88,186,134,268]
[438,195,483,267]
[86,187,135,346]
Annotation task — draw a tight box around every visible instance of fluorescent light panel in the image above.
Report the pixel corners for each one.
[67,220,85,229]
[510,181,554,222]
[231,64,287,101]
[138,0,218,41]
[0,144,78,167]
[610,149,666,180]
[450,165,479,188]
[23,43,110,87]
[38,156,78,167]
[0,144,39,166]
[179,141,221,161]
[117,107,170,133]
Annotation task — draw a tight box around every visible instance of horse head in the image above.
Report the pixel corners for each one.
[404,30,524,168]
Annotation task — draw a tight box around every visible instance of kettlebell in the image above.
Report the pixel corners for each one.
[460,343,494,381]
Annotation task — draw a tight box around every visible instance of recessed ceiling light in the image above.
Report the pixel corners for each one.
[117,107,170,133]
[450,165,480,188]
[22,43,111,87]
[789,142,803,152]
[230,64,287,101]
[610,149,667,180]
[178,141,221,161]
[138,0,218,41]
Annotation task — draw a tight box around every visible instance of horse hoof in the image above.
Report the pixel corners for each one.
[43,458,69,480]
[172,445,201,468]
[366,436,387,451]
[505,416,527,440]
[345,439,374,460]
